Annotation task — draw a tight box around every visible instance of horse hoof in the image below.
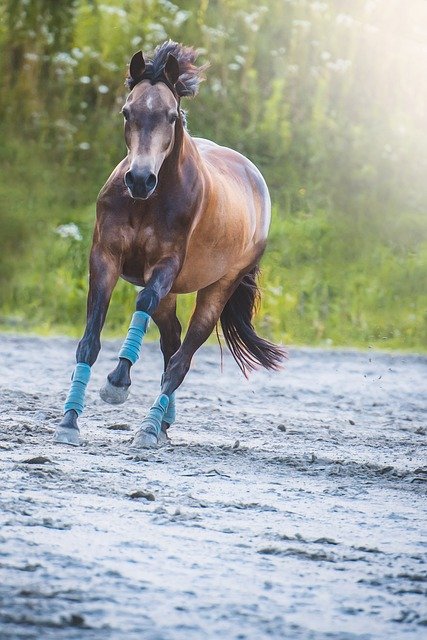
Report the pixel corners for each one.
[99,379,130,405]
[132,429,158,449]
[54,426,80,446]
[54,412,80,446]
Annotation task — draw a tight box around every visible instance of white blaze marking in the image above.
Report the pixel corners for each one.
[146,95,154,110]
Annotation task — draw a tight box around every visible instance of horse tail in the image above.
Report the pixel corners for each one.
[219,266,286,377]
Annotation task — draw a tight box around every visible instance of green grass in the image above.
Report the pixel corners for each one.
[261,210,427,350]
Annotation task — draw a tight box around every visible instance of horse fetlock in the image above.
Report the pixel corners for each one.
[132,394,169,448]
[159,423,171,444]
[163,391,176,424]
[109,358,132,385]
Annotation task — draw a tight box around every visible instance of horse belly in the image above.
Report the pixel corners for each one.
[172,185,266,293]
[171,252,230,293]
[172,220,260,293]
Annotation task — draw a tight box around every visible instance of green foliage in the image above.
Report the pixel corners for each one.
[0,0,426,350]
[261,209,427,349]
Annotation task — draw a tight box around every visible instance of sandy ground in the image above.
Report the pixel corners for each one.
[0,334,426,640]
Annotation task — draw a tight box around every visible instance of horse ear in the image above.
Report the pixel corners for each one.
[164,53,180,86]
[129,50,146,82]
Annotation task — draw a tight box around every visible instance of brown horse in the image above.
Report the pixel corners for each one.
[55,41,285,448]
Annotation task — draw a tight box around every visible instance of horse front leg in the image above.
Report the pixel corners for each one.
[133,276,237,448]
[99,257,180,405]
[54,247,121,446]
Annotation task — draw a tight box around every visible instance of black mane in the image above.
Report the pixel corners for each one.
[125,40,208,97]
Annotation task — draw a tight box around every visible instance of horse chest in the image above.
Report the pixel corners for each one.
[121,226,176,285]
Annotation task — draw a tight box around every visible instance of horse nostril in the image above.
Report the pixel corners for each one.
[124,170,134,190]
[125,167,157,198]
[145,173,157,192]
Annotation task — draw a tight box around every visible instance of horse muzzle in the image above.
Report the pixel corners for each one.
[124,168,157,200]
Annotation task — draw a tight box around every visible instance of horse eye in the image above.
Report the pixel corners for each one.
[169,112,178,124]
[122,108,130,120]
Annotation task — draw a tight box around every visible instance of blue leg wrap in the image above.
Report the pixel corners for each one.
[118,311,150,364]
[143,394,170,437]
[163,391,176,425]
[64,363,91,415]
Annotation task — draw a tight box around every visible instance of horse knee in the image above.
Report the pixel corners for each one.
[76,335,100,365]
[136,288,160,315]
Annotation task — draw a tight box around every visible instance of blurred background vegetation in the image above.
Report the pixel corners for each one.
[0,0,426,350]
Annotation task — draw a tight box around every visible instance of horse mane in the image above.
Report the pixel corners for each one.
[125,40,208,97]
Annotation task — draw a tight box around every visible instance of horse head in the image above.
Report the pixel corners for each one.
[122,41,207,200]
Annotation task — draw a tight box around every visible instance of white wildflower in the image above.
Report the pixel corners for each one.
[79,76,91,84]
[210,79,223,94]
[244,12,262,32]
[173,10,190,27]
[55,224,82,241]
[202,25,227,39]
[72,47,84,59]
[158,0,177,12]
[326,59,352,72]
[24,52,39,62]
[78,142,90,150]
[146,23,167,41]
[271,47,286,58]
[99,4,126,18]
[98,84,109,94]
[54,52,77,66]
[54,119,77,134]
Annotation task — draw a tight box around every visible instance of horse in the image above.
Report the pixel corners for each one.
[55,41,285,448]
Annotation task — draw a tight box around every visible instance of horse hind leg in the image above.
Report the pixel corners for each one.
[132,277,236,448]
[152,295,182,441]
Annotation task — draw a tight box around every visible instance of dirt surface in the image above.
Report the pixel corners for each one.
[0,334,426,640]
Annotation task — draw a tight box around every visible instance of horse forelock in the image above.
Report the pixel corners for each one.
[125,40,208,98]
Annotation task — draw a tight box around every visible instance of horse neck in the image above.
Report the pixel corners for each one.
[159,118,200,192]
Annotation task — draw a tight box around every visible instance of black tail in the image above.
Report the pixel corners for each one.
[220,266,286,377]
